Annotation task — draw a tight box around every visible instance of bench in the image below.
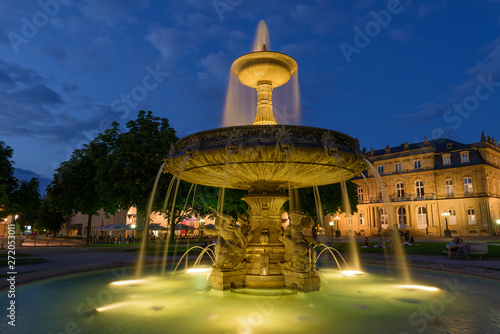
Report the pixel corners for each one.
[443,243,488,260]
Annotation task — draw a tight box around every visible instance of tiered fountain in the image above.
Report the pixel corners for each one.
[163,36,366,292]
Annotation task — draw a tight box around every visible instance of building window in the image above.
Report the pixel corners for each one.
[358,188,363,202]
[359,211,365,225]
[414,160,421,169]
[415,180,425,198]
[396,182,405,198]
[398,207,407,225]
[445,179,454,197]
[449,209,457,225]
[461,152,470,163]
[416,206,427,227]
[379,208,387,225]
[378,165,384,174]
[395,163,402,172]
[463,177,473,195]
[347,214,353,225]
[467,208,476,225]
[378,187,383,199]
[443,155,451,165]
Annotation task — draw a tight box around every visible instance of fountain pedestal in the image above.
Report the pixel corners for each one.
[209,192,320,292]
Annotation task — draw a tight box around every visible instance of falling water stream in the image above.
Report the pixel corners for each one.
[363,158,411,283]
[313,186,324,228]
[333,153,361,271]
[159,155,190,275]
[136,162,166,277]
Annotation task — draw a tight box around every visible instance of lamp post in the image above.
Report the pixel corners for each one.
[131,223,136,241]
[495,219,500,236]
[329,221,334,244]
[441,212,451,238]
[334,216,341,237]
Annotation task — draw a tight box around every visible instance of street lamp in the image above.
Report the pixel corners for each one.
[334,216,341,237]
[329,221,334,244]
[441,212,451,238]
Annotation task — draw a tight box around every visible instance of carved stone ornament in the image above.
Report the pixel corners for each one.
[275,126,293,153]
[226,128,243,154]
[321,131,338,156]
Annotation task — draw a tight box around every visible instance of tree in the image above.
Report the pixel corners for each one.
[11,178,41,230]
[48,147,102,244]
[92,110,179,244]
[0,141,19,219]
[36,196,65,235]
[292,181,359,222]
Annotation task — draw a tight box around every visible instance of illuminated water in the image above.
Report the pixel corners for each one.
[6,264,500,334]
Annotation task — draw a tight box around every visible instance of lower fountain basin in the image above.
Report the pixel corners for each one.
[163,125,366,190]
[6,264,500,334]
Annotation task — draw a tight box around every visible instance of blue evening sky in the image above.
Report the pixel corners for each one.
[1,0,500,187]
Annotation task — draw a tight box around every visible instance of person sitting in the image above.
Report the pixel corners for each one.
[403,234,413,246]
[362,237,370,248]
[447,237,469,260]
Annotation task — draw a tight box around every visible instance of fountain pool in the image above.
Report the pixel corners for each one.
[5,263,500,334]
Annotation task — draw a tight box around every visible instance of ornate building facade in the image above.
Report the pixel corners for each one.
[328,134,500,237]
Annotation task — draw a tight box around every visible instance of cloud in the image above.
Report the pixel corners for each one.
[146,26,197,64]
[0,60,122,148]
[399,36,500,123]
[14,168,52,193]
[78,0,143,25]
[13,83,63,105]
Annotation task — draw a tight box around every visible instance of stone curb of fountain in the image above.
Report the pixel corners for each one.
[0,254,205,290]
[354,255,500,281]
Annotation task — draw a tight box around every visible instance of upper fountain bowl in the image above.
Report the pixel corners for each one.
[231,51,298,88]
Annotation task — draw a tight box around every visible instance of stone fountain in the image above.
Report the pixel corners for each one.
[163,43,366,292]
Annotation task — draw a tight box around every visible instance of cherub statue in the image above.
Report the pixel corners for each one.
[203,208,248,271]
[281,211,319,273]
[237,213,254,242]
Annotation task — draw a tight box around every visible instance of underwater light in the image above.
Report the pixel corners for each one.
[342,270,364,277]
[110,280,144,286]
[396,285,439,292]
[96,302,130,312]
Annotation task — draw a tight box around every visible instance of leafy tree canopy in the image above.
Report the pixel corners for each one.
[0,141,19,218]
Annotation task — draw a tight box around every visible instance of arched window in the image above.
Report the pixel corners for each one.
[448,209,457,225]
[445,179,454,197]
[398,207,407,225]
[467,208,476,225]
[415,180,424,198]
[396,182,405,198]
[416,206,427,228]
[379,208,387,225]
[464,178,473,195]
